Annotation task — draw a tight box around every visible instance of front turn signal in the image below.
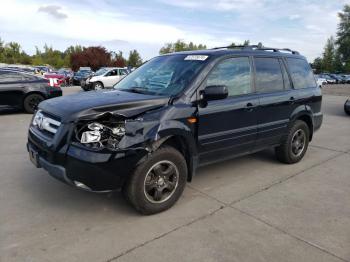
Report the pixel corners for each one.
[187,117,197,124]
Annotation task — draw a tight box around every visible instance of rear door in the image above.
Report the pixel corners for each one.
[0,72,26,108]
[254,57,298,148]
[197,56,259,164]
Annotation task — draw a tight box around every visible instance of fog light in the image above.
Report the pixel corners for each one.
[80,130,101,143]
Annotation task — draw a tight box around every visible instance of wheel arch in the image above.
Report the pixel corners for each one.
[150,130,198,182]
[22,91,46,107]
[290,106,314,141]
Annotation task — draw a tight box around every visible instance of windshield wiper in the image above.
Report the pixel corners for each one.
[120,87,153,95]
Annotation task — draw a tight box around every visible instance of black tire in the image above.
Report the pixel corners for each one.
[123,146,187,215]
[344,104,350,116]
[275,120,310,164]
[23,94,44,114]
[93,81,104,90]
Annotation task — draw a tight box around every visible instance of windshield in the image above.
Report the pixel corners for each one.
[114,55,208,96]
[95,68,108,76]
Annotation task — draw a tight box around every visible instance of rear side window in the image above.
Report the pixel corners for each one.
[281,60,292,90]
[286,58,316,89]
[206,57,252,96]
[254,57,284,92]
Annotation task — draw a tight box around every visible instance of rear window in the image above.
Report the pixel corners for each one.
[286,58,316,89]
[255,57,284,93]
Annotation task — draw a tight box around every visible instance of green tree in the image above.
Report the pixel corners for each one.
[2,42,22,64]
[311,57,323,74]
[336,4,350,69]
[322,37,336,72]
[0,38,4,62]
[127,49,142,67]
[111,51,127,67]
[229,40,251,48]
[159,40,207,54]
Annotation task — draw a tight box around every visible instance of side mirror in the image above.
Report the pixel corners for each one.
[201,85,228,101]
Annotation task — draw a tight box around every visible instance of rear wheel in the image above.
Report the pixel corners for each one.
[344,103,350,116]
[23,94,44,114]
[123,146,187,215]
[275,120,310,164]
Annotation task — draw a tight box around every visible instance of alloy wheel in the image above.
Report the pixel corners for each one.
[143,160,179,204]
[291,129,306,157]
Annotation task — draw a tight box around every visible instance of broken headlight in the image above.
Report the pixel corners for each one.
[75,121,126,150]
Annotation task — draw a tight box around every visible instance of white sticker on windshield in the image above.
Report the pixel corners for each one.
[184,55,208,61]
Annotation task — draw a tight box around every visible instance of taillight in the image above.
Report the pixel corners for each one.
[48,78,60,87]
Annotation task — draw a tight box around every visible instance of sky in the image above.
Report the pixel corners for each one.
[0,0,348,61]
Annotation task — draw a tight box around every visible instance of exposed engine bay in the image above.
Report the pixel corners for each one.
[75,119,126,150]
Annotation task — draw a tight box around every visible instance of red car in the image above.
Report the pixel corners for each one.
[44,72,65,87]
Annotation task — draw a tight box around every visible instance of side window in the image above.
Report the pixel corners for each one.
[206,57,251,96]
[254,57,284,92]
[280,60,292,90]
[22,74,36,81]
[119,69,128,75]
[0,72,22,82]
[286,58,316,89]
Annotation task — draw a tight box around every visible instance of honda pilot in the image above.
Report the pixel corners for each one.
[27,46,322,214]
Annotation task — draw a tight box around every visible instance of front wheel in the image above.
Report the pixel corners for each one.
[275,120,310,164]
[93,81,104,90]
[123,146,187,215]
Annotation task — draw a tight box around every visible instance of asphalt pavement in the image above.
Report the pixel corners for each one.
[1,86,349,262]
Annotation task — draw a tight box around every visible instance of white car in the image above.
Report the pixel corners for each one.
[316,77,327,88]
[88,67,128,90]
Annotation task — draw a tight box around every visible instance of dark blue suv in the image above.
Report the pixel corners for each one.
[27,45,322,214]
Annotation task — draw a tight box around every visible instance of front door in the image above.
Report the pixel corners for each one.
[197,57,259,165]
[104,69,119,87]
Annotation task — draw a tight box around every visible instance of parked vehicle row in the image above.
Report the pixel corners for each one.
[27,45,323,214]
[0,69,62,113]
[316,73,350,85]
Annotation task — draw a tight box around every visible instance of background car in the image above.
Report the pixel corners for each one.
[329,74,346,84]
[315,75,327,88]
[0,69,62,113]
[43,72,66,87]
[72,69,93,85]
[34,66,52,75]
[58,68,74,86]
[86,67,128,90]
[319,74,337,84]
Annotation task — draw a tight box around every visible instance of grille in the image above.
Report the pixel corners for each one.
[32,111,61,137]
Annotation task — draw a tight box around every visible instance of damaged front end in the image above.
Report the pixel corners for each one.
[28,93,197,192]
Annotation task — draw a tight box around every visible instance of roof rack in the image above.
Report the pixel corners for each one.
[211,45,300,55]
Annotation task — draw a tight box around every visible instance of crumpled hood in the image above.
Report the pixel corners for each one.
[39,89,169,123]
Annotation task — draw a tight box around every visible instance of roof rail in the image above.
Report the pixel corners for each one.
[211,45,300,55]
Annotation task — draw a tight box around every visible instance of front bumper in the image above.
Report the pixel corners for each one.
[47,88,62,98]
[27,129,147,192]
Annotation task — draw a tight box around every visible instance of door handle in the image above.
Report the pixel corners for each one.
[245,102,255,111]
